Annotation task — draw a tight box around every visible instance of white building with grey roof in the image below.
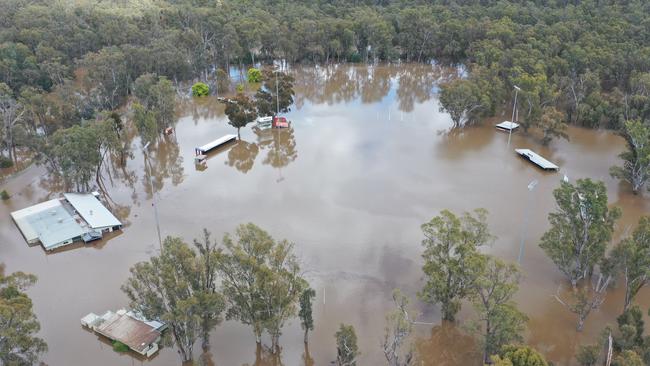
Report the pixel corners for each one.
[10,192,122,251]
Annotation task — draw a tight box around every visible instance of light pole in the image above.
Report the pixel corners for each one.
[274,69,280,116]
[518,179,538,264]
[507,85,521,148]
[142,142,162,252]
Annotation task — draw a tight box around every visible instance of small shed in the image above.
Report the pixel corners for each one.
[82,309,166,358]
[515,149,559,171]
[195,134,237,155]
[496,121,520,132]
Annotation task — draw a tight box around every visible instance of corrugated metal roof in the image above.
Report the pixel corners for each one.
[10,199,62,243]
[95,312,161,354]
[196,134,237,153]
[64,193,121,229]
[21,202,85,250]
[515,149,559,171]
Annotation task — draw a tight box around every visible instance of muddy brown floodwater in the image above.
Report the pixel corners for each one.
[1,64,649,366]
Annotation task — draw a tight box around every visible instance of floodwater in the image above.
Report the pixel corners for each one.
[1,64,650,366]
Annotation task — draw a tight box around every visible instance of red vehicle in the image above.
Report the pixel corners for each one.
[272,116,290,128]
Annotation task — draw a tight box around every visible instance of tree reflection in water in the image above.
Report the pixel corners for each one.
[302,342,314,366]
[225,139,260,174]
[142,135,184,198]
[416,321,481,366]
[262,128,297,183]
[242,343,283,366]
[293,64,455,113]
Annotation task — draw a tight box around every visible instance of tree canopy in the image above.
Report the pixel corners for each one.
[0,265,47,366]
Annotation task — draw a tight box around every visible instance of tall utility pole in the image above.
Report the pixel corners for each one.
[275,69,280,116]
[142,142,162,252]
[507,85,521,148]
[518,179,538,264]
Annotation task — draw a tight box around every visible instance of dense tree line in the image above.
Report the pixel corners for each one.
[0,0,649,189]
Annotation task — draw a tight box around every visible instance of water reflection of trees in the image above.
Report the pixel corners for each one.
[395,65,440,112]
[242,344,283,366]
[177,96,226,124]
[225,140,260,174]
[223,128,298,177]
[143,135,184,198]
[293,64,452,112]
[416,322,481,366]
[262,128,297,183]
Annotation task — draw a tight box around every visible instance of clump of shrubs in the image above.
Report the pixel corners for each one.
[112,340,129,352]
[192,82,209,97]
[0,156,13,169]
[247,68,261,83]
[1,190,9,200]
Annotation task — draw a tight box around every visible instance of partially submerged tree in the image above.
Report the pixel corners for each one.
[0,82,24,163]
[255,69,295,117]
[538,106,568,145]
[438,78,484,128]
[539,179,621,287]
[336,324,359,366]
[193,229,225,349]
[554,264,614,331]
[419,208,493,321]
[299,287,316,344]
[217,223,308,352]
[469,257,527,364]
[382,289,414,366]
[225,93,257,138]
[610,119,650,194]
[611,216,650,311]
[122,236,225,364]
[133,73,176,131]
[0,265,48,366]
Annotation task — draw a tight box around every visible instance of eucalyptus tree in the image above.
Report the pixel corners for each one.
[122,236,225,364]
[539,179,621,286]
[610,119,650,194]
[469,257,527,364]
[419,208,494,321]
[0,265,47,366]
[216,223,308,352]
[382,289,414,366]
[0,82,23,162]
[438,79,485,128]
[255,69,295,117]
[133,73,176,131]
[224,93,257,139]
[299,287,316,344]
[335,324,359,366]
[611,216,650,311]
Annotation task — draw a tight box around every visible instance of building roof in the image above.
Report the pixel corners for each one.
[11,199,86,250]
[64,193,121,229]
[25,204,86,249]
[95,312,161,354]
[496,121,520,131]
[10,199,62,243]
[515,149,559,171]
[196,134,237,154]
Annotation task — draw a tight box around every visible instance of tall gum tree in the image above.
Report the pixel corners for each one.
[539,179,621,287]
[419,208,494,321]
[610,119,650,194]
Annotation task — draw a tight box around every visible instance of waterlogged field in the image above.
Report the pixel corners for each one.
[1,64,649,365]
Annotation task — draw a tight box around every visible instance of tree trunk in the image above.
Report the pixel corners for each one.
[304,328,309,344]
